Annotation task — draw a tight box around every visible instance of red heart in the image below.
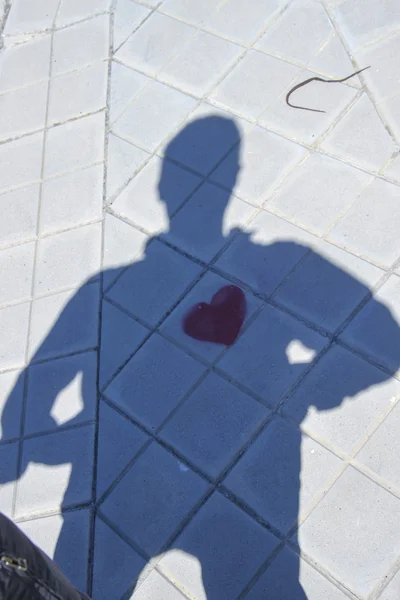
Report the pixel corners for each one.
[182,285,247,346]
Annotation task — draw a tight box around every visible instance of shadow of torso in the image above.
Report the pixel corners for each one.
[1,235,399,600]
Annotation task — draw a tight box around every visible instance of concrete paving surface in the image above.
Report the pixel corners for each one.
[0,0,400,598]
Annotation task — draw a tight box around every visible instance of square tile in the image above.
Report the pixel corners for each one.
[101,442,209,554]
[160,30,242,96]
[159,492,279,600]
[106,239,201,326]
[52,14,109,76]
[161,271,261,361]
[106,133,149,201]
[268,153,371,235]
[44,112,105,178]
[116,12,195,77]
[0,369,24,442]
[112,81,197,152]
[283,343,400,453]
[218,304,326,405]
[0,302,30,369]
[259,70,357,146]
[160,372,268,479]
[56,0,111,27]
[105,333,205,430]
[25,351,97,435]
[29,284,100,361]
[355,32,400,101]
[19,510,91,593]
[215,211,316,296]
[92,517,146,600]
[131,570,187,600]
[164,182,256,262]
[163,103,248,176]
[109,61,150,124]
[328,178,400,268]
[113,0,151,50]
[275,241,384,333]
[111,155,201,235]
[211,50,300,120]
[4,0,58,35]
[255,0,333,64]
[0,132,43,193]
[102,213,148,290]
[0,81,47,141]
[0,242,35,306]
[204,0,282,45]
[99,299,149,389]
[332,0,399,51]
[35,222,102,294]
[0,185,39,247]
[211,126,306,205]
[321,94,396,172]
[225,416,342,532]
[48,61,108,126]
[0,35,51,93]
[96,400,149,499]
[40,165,103,235]
[341,275,400,375]
[296,467,400,597]
[16,424,95,517]
[356,401,400,491]
[0,442,18,517]
[246,545,350,600]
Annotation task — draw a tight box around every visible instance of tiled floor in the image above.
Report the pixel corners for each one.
[0,1,400,599]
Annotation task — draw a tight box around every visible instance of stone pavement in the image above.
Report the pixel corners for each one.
[0,0,400,598]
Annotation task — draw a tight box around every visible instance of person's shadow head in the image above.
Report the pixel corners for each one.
[157,115,241,242]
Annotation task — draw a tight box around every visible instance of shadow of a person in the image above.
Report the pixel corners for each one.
[1,115,400,600]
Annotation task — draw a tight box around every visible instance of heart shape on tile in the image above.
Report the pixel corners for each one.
[182,285,247,346]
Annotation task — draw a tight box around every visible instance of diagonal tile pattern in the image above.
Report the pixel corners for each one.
[1,0,400,599]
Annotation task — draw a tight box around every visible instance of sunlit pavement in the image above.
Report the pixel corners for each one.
[0,1,400,598]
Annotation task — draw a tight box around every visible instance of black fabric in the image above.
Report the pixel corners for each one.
[0,513,90,600]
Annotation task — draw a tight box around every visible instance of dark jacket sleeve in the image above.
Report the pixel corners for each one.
[0,513,90,600]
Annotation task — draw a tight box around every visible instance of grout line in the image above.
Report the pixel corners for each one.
[13,503,93,525]
[96,508,151,562]
[3,10,111,43]
[16,419,96,443]
[287,541,361,599]
[0,58,109,99]
[12,3,60,518]
[314,89,363,149]
[85,4,116,596]
[350,24,400,56]
[0,277,100,315]
[112,7,153,55]
[236,542,286,600]
[152,569,193,600]
[0,106,107,148]
[114,0,169,56]
[238,539,359,600]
